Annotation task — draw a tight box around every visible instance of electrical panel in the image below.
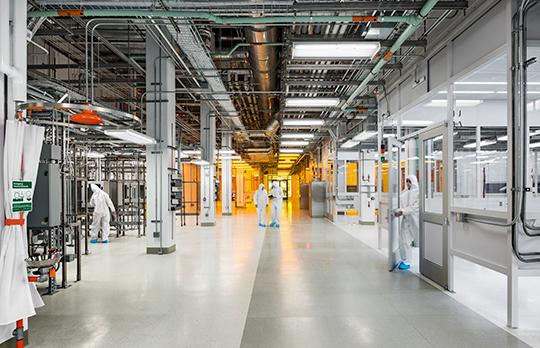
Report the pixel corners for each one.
[28,163,62,228]
[170,173,182,211]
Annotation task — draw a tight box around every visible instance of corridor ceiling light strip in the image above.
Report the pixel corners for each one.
[104,129,157,145]
[341,140,360,148]
[281,140,309,146]
[463,140,497,149]
[181,150,202,155]
[282,119,325,126]
[191,159,209,165]
[401,120,433,126]
[291,42,381,59]
[530,142,540,148]
[383,133,396,138]
[87,151,105,159]
[280,148,303,153]
[425,100,483,107]
[285,98,340,108]
[352,130,377,141]
[217,149,236,155]
[281,133,315,139]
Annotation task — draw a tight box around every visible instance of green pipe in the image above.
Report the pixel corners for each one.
[28,9,418,25]
[211,42,285,58]
[341,0,440,110]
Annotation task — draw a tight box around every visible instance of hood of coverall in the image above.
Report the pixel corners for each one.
[259,183,265,190]
[406,175,419,190]
[90,183,100,193]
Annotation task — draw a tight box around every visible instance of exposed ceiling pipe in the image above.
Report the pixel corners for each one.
[246,26,280,133]
[341,0,441,110]
[28,10,425,26]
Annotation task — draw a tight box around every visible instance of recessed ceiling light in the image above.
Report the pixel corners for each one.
[292,42,381,59]
[285,98,340,108]
[280,148,304,154]
[341,140,360,148]
[281,140,309,146]
[281,133,315,139]
[282,119,325,126]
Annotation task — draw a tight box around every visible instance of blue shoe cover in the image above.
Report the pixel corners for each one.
[90,239,98,244]
[398,261,411,270]
[258,223,266,227]
[276,224,280,228]
[269,222,276,227]
[101,240,109,244]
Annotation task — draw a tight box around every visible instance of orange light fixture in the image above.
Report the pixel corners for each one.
[70,109,103,125]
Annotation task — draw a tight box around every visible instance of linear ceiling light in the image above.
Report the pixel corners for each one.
[282,119,325,126]
[425,100,483,107]
[383,133,396,138]
[281,140,309,146]
[341,140,360,148]
[401,120,433,126]
[217,149,236,155]
[181,150,201,155]
[280,148,304,154]
[353,130,378,141]
[87,151,105,159]
[463,140,497,149]
[191,159,209,166]
[285,98,340,108]
[292,42,381,59]
[281,133,315,139]
[104,129,157,145]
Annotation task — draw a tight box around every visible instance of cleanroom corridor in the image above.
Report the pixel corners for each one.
[29,208,528,348]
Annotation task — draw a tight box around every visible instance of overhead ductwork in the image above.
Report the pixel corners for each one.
[246,26,280,133]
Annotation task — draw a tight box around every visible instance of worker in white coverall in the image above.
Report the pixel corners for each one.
[269,181,284,228]
[253,183,269,227]
[394,175,419,270]
[89,183,116,244]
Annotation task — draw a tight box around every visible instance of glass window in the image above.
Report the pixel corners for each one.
[452,54,508,212]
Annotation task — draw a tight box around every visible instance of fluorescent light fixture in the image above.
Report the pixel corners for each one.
[401,120,433,126]
[292,42,380,59]
[407,156,419,161]
[531,142,540,148]
[220,155,241,160]
[383,133,396,138]
[281,140,309,146]
[281,133,315,139]
[433,135,443,142]
[181,150,201,155]
[425,100,483,107]
[218,149,236,155]
[341,140,360,148]
[353,130,378,141]
[456,81,507,85]
[282,119,325,126]
[191,159,209,166]
[245,148,270,153]
[280,148,303,153]
[104,129,157,145]
[497,135,508,141]
[285,98,340,108]
[463,140,497,149]
[87,151,105,159]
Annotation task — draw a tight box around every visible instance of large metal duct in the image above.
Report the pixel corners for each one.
[246,26,279,132]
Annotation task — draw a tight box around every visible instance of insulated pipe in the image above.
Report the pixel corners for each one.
[341,0,441,110]
[246,26,279,130]
[28,10,420,25]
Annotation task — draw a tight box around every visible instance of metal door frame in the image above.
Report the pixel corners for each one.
[387,136,403,271]
[419,124,449,289]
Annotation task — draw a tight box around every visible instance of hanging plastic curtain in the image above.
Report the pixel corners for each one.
[0,120,45,326]
[22,123,45,309]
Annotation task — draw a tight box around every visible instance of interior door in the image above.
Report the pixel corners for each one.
[419,126,448,288]
[387,137,402,271]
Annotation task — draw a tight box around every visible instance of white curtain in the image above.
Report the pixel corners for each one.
[0,120,45,326]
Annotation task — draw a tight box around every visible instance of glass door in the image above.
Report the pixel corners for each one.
[419,125,448,288]
[387,137,402,271]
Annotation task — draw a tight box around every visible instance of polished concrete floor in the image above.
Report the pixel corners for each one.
[29,206,530,347]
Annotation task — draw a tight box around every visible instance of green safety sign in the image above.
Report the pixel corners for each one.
[11,181,33,212]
